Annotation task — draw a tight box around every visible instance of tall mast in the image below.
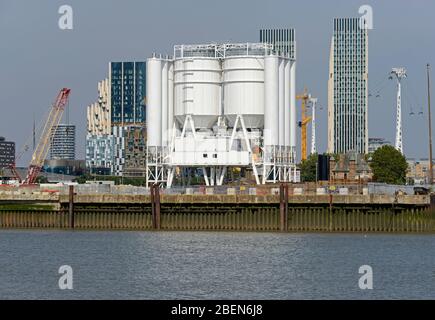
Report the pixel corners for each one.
[310,97,318,155]
[391,68,407,154]
[33,113,36,151]
[427,63,433,185]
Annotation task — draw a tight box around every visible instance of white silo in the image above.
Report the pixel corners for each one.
[290,60,296,153]
[174,57,221,129]
[168,61,174,140]
[161,60,168,147]
[278,58,285,147]
[146,57,162,148]
[223,56,265,129]
[264,55,279,147]
[284,58,291,148]
[173,59,184,126]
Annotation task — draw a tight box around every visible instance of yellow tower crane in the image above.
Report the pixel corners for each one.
[296,88,312,161]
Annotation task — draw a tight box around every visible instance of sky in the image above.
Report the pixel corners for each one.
[0,0,434,165]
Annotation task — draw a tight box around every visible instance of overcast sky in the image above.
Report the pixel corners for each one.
[1,0,434,165]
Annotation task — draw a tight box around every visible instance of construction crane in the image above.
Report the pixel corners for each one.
[296,88,312,161]
[24,88,71,184]
[10,88,71,185]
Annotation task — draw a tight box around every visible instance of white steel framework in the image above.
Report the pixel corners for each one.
[310,97,318,155]
[391,67,407,154]
[148,43,298,187]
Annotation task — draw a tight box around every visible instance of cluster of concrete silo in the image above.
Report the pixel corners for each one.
[146,43,297,187]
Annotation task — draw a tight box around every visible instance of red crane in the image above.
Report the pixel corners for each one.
[9,88,71,185]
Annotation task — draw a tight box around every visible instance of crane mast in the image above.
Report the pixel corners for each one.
[296,89,313,161]
[23,88,71,184]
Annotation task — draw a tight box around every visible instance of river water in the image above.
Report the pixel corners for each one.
[0,230,434,299]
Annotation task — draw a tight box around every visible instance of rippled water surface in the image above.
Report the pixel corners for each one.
[0,230,434,299]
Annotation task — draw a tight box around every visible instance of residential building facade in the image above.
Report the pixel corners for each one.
[87,78,111,135]
[86,78,114,175]
[86,134,115,175]
[110,62,146,125]
[110,125,147,177]
[328,18,369,154]
[50,124,75,160]
[406,158,435,184]
[259,28,296,58]
[124,125,147,177]
[86,62,147,177]
[330,152,372,182]
[0,136,15,169]
[368,137,391,153]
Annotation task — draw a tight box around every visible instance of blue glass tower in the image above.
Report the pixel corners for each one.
[110,62,146,125]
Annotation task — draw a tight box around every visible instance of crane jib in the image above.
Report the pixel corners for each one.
[22,88,71,185]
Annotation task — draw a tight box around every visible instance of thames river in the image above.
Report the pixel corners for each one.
[0,230,434,299]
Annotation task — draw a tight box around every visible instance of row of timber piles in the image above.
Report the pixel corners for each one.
[0,185,434,232]
[0,206,433,232]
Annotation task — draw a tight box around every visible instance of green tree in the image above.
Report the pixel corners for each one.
[299,153,318,182]
[370,145,408,185]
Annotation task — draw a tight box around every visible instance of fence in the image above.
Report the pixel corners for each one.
[367,183,428,195]
[0,182,432,197]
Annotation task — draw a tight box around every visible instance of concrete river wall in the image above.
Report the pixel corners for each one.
[0,185,434,233]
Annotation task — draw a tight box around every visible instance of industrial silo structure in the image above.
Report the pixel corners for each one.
[146,55,171,184]
[174,57,221,130]
[146,43,297,187]
[223,51,265,129]
[146,56,162,149]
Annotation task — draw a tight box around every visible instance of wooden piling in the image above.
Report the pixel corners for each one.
[279,184,285,232]
[150,185,155,228]
[150,184,161,230]
[68,185,75,229]
[284,185,289,231]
